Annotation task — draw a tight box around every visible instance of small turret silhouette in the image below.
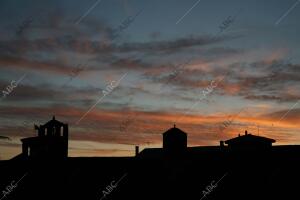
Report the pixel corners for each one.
[21,116,68,159]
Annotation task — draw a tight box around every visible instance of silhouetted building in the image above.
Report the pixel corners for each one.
[21,116,68,159]
[224,130,276,151]
[163,125,187,154]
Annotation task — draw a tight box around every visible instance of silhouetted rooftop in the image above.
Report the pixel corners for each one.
[225,132,276,145]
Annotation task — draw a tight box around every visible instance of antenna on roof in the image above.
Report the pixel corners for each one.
[174,124,176,128]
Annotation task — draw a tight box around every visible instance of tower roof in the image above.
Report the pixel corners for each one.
[163,126,187,136]
[43,116,65,127]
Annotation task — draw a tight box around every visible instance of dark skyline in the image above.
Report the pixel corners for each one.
[1,0,300,160]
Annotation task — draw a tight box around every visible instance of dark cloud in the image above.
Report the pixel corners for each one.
[0,32,242,57]
[261,108,300,123]
[232,59,300,102]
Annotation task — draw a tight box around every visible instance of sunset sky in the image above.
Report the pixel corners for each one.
[1,0,300,160]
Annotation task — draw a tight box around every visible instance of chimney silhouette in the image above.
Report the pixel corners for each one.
[135,146,139,156]
[220,141,224,147]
